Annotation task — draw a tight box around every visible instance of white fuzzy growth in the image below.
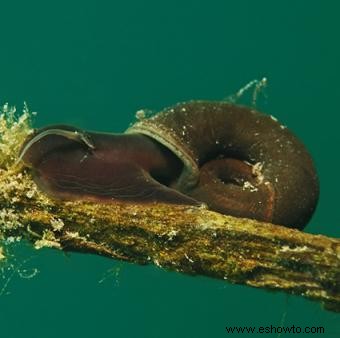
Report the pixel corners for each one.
[135,109,146,120]
[252,162,265,184]
[50,218,64,232]
[243,181,258,192]
[280,245,309,253]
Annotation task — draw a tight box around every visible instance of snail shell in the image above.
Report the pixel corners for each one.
[126,101,319,228]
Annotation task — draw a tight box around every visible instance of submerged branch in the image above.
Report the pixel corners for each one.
[0,105,339,312]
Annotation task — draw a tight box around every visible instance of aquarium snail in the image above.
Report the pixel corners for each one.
[18,101,319,229]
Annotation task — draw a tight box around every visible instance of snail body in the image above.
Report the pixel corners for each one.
[19,101,319,229]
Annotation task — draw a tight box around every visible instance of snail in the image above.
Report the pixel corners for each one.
[18,101,319,229]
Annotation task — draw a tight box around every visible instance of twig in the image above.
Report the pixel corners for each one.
[0,169,339,312]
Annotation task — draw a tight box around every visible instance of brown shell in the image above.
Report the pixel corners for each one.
[126,101,319,229]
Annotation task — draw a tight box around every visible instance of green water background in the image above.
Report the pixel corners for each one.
[0,1,339,337]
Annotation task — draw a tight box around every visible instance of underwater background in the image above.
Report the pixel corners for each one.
[0,1,339,337]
